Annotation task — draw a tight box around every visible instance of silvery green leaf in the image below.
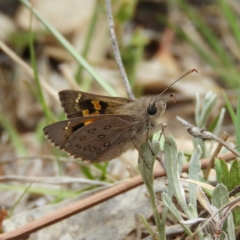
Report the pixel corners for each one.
[188,203,198,218]
[139,213,155,236]
[199,91,217,128]
[164,134,193,219]
[138,141,162,239]
[227,213,235,240]
[139,141,160,187]
[211,184,229,209]
[213,108,225,136]
[177,150,184,175]
[181,218,207,225]
[162,193,192,235]
[189,145,202,209]
[195,93,200,127]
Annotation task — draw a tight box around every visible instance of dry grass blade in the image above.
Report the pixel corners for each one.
[0,39,58,100]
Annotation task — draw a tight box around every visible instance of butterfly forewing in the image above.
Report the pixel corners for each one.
[59,90,133,119]
[64,116,136,162]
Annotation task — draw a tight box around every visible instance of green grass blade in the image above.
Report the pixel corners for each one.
[219,0,240,47]
[222,90,236,125]
[0,184,78,198]
[178,0,233,68]
[28,11,52,123]
[9,182,33,216]
[80,165,94,180]
[236,87,240,152]
[139,213,155,237]
[75,1,100,84]
[168,4,239,87]
[229,159,240,191]
[94,162,108,180]
[20,0,118,97]
[0,113,26,156]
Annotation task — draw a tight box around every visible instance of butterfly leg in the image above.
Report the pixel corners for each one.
[144,126,154,156]
[131,140,150,170]
[158,123,167,142]
[150,122,169,144]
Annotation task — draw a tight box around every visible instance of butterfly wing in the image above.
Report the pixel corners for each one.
[65,115,136,162]
[59,90,133,119]
[43,115,137,162]
[64,115,137,162]
[43,115,108,150]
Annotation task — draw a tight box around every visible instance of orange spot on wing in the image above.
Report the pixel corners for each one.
[91,101,101,110]
[82,109,89,116]
[84,120,94,125]
[91,111,100,116]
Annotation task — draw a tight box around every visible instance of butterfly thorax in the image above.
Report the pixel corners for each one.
[115,96,167,146]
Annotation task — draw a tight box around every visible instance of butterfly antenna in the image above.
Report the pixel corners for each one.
[158,68,198,97]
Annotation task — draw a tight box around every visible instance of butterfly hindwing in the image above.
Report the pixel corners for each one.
[43,115,110,151]
[64,115,137,162]
[43,115,136,161]
[59,90,133,119]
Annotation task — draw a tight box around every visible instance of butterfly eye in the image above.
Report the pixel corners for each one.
[147,103,157,115]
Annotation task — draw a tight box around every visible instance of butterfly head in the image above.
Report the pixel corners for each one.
[146,98,166,120]
[145,93,176,125]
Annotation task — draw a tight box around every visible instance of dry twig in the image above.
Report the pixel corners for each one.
[176,116,240,157]
[105,0,135,99]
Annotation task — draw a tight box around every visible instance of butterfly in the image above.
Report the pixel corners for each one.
[43,69,197,163]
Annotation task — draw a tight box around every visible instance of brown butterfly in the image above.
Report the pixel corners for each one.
[43,69,197,163]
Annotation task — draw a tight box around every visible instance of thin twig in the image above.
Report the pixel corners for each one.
[105,0,135,99]
[204,132,229,179]
[0,152,235,240]
[58,64,79,90]
[176,116,240,157]
[0,155,116,181]
[0,155,81,165]
[0,175,110,186]
[134,214,142,240]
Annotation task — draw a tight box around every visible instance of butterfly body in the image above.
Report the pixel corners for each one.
[43,90,167,163]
